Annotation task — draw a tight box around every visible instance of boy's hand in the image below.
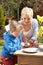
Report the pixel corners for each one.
[21,42,30,48]
[21,42,25,47]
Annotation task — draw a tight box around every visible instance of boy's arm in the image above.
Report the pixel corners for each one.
[4,39,21,54]
[3,32,21,54]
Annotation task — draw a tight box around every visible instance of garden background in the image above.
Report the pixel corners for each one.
[0,0,43,53]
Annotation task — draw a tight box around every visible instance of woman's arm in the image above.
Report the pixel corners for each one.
[31,19,38,40]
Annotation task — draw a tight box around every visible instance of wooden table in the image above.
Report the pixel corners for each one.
[14,49,43,65]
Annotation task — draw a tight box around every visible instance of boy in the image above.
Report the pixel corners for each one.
[1,20,23,65]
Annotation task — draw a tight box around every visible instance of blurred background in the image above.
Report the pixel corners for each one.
[0,0,43,52]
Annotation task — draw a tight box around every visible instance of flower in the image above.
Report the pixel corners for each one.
[37,15,43,22]
[37,26,43,37]
[40,26,43,31]
[37,15,43,26]
[37,15,43,43]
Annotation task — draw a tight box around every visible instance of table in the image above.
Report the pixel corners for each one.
[14,49,43,65]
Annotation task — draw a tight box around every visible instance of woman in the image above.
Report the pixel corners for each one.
[19,7,38,47]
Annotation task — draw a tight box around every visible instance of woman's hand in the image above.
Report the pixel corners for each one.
[29,39,35,47]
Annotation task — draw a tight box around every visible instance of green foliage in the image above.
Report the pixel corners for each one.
[0,40,4,52]
[2,0,19,16]
[0,5,6,30]
[0,0,42,20]
[37,37,43,43]
[0,40,4,46]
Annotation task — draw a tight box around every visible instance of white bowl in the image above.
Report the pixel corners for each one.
[39,44,43,50]
[23,48,39,53]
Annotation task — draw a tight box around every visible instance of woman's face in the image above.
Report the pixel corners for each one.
[21,14,32,26]
[21,14,32,31]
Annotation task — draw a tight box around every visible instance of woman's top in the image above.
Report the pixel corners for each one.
[18,18,38,41]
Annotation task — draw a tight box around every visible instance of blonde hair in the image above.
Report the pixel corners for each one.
[21,7,33,18]
[10,20,17,32]
[10,20,23,33]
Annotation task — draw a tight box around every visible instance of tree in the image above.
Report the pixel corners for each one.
[19,0,43,18]
[0,0,43,19]
[0,5,6,30]
[0,0,20,20]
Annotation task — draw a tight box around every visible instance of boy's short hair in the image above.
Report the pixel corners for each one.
[10,20,23,33]
[21,7,33,18]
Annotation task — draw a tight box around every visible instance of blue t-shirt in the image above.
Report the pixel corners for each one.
[1,32,22,58]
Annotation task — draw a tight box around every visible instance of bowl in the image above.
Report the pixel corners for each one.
[39,44,43,50]
[23,48,39,53]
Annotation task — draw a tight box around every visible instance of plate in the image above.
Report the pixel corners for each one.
[23,48,39,53]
